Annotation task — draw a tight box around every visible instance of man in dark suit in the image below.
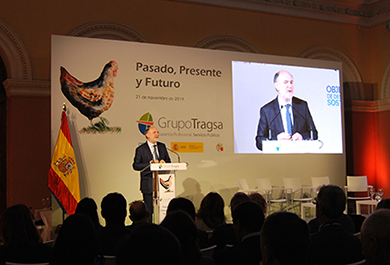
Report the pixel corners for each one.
[132,126,171,222]
[255,70,318,151]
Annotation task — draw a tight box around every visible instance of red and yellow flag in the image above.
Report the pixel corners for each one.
[48,109,80,215]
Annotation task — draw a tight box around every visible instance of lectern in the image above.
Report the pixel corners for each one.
[150,163,187,223]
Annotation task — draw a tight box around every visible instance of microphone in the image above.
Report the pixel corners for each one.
[292,105,313,140]
[166,147,181,163]
[268,110,281,140]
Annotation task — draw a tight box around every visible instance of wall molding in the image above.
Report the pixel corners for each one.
[3,79,50,97]
[0,20,32,80]
[346,98,390,112]
[178,0,390,26]
[70,21,148,42]
[196,35,261,53]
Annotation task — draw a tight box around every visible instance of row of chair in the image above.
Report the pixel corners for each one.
[237,176,372,215]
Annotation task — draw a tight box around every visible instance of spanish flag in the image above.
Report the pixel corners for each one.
[48,108,80,215]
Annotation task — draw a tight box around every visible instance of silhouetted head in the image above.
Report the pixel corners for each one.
[2,204,41,244]
[361,209,390,265]
[116,223,182,265]
[316,185,346,220]
[260,212,310,265]
[248,192,267,215]
[52,213,103,265]
[229,192,251,213]
[129,200,149,224]
[196,192,226,229]
[167,197,196,220]
[101,192,127,224]
[76,197,102,230]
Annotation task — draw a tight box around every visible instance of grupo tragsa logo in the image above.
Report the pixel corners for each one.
[136,112,154,135]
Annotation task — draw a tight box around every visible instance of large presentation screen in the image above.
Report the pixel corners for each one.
[232,61,342,154]
[51,35,345,208]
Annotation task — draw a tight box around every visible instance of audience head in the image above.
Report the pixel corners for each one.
[167,197,196,220]
[2,204,41,245]
[316,185,346,222]
[248,192,267,215]
[229,192,251,213]
[129,200,149,224]
[52,213,103,265]
[260,212,310,265]
[376,198,390,210]
[361,209,390,265]
[196,192,226,228]
[232,201,265,241]
[101,192,127,224]
[116,223,182,265]
[161,210,200,264]
[75,197,102,230]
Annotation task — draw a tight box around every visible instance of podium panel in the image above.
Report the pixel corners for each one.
[262,140,323,154]
[151,163,187,223]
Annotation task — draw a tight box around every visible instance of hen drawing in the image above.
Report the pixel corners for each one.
[160,175,173,190]
[60,61,119,128]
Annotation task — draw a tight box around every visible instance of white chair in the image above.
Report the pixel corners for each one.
[283,177,314,215]
[311,176,330,191]
[345,176,372,214]
[236,179,257,194]
[255,178,290,214]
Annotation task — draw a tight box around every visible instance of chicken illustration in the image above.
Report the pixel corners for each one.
[160,175,173,190]
[60,61,119,127]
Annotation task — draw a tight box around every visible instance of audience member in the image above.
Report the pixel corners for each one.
[75,197,103,231]
[209,192,251,248]
[308,213,355,234]
[51,213,103,265]
[161,210,215,265]
[167,197,197,220]
[360,209,390,265]
[167,197,209,248]
[116,223,183,265]
[248,192,267,215]
[195,192,226,231]
[260,211,310,265]
[96,192,132,255]
[307,185,364,265]
[0,204,52,265]
[128,200,149,230]
[214,201,265,265]
[376,198,390,210]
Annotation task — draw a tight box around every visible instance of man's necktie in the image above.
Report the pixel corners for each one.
[153,144,159,161]
[286,104,292,135]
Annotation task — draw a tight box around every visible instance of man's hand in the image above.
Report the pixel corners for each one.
[159,160,166,163]
[277,132,292,141]
[150,159,159,163]
[292,132,303,141]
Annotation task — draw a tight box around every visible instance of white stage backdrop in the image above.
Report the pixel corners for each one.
[51,35,345,222]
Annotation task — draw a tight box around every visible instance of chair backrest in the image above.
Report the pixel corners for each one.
[344,259,366,265]
[311,176,330,188]
[5,262,50,265]
[347,176,368,192]
[236,179,250,191]
[103,256,116,265]
[283,177,302,192]
[256,178,272,191]
[200,245,217,258]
